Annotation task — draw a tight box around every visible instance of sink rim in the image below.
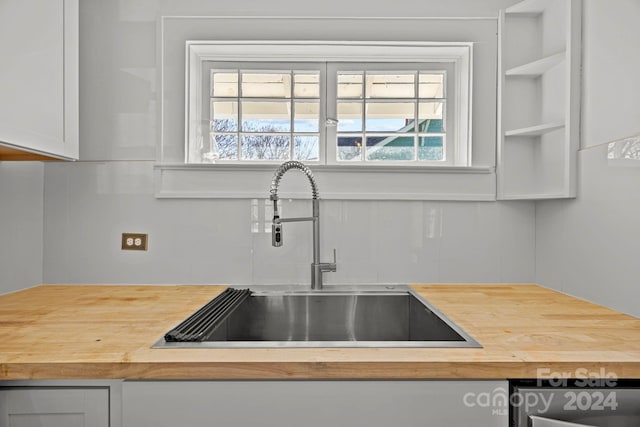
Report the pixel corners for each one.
[153,284,482,349]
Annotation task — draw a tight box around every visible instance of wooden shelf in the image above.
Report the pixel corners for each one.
[505,0,551,15]
[505,122,565,137]
[505,52,565,77]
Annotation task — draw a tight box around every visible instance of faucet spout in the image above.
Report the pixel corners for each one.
[269,161,336,290]
[270,160,319,201]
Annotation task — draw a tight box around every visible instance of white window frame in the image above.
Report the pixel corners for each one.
[185,41,472,167]
[192,62,326,164]
[326,62,455,166]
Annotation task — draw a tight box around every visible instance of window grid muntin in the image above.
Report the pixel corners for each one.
[202,61,455,165]
[209,66,321,162]
[336,69,447,163]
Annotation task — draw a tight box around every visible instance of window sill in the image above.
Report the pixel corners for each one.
[154,163,496,201]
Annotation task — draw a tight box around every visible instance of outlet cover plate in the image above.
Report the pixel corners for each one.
[122,233,148,251]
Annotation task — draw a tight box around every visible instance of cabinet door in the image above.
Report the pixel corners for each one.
[0,388,109,427]
[124,380,508,427]
[0,0,78,160]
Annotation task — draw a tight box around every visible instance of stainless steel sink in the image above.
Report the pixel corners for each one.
[154,285,481,348]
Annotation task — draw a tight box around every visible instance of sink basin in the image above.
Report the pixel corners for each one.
[154,285,481,348]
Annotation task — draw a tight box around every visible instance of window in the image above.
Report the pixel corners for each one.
[328,63,452,164]
[186,42,471,167]
[206,65,322,162]
[160,19,497,200]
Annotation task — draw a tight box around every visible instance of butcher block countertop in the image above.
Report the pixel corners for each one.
[0,284,639,380]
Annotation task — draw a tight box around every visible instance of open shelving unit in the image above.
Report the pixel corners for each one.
[505,52,565,77]
[497,0,582,200]
[504,122,565,137]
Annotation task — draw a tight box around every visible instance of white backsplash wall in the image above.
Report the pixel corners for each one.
[6,0,640,309]
[580,0,640,149]
[536,145,640,317]
[535,0,640,317]
[35,0,536,287]
[0,162,44,293]
[42,161,535,285]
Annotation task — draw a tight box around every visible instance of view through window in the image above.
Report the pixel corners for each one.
[202,64,449,165]
[335,70,445,162]
[208,69,321,162]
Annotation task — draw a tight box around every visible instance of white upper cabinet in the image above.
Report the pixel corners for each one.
[0,0,79,161]
[497,0,582,200]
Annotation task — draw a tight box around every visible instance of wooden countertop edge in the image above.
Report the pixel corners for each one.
[2,284,640,380]
[3,361,640,381]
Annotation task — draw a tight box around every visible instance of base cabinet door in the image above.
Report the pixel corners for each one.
[0,387,109,427]
[123,380,508,427]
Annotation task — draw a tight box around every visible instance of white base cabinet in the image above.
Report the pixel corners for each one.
[0,380,509,427]
[122,380,508,427]
[0,387,109,427]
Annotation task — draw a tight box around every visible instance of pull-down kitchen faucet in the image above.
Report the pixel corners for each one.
[270,161,336,290]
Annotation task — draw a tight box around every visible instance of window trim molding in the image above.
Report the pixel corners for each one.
[159,16,499,201]
[154,163,495,200]
[185,41,472,166]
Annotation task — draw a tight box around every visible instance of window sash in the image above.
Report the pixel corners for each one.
[327,62,454,165]
[198,62,325,164]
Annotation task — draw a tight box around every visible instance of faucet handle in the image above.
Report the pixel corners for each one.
[318,249,338,273]
[327,248,337,272]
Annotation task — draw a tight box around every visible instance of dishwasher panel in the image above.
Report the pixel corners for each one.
[511,380,640,427]
[530,416,595,427]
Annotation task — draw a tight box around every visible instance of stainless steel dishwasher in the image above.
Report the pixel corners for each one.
[511,379,640,427]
